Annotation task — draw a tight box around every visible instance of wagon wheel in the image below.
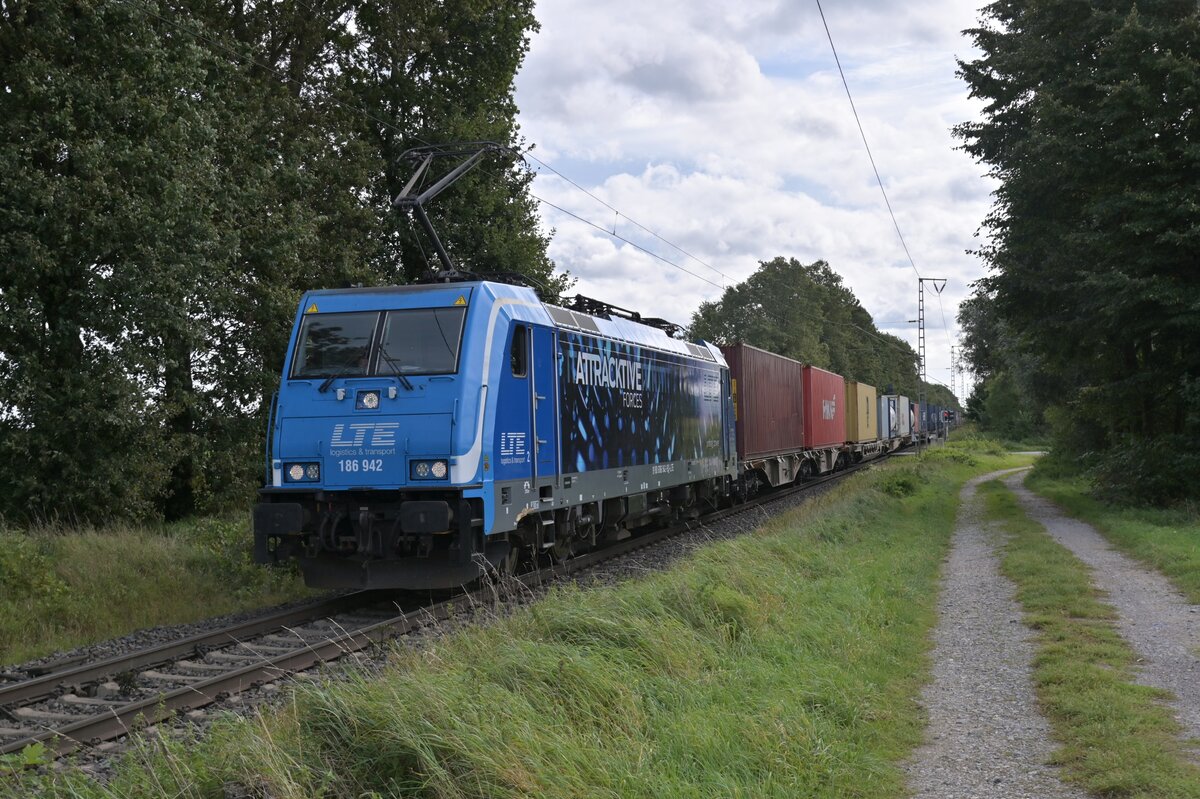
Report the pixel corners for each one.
[799,460,816,480]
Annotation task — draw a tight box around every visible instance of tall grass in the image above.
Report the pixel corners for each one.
[0,517,310,665]
[9,446,1026,797]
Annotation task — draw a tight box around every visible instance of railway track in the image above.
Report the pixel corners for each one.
[0,455,888,764]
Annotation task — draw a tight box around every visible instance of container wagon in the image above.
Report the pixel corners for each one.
[844,380,884,462]
[722,344,805,490]
[801,365,846,471]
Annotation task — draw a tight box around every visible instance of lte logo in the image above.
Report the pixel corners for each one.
[331,422,399,448]
[499,432,527,456]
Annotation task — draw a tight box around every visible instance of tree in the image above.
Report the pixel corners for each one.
[0,0,561,523]
[690,257,921,396]
[956,284,1046,439]
[956,0,1200,501]
[0,1,237,520]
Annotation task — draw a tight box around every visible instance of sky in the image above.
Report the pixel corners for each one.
[512,0,996,402]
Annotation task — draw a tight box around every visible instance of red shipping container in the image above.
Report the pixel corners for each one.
[721,344,805,459]
[801,365,846,448]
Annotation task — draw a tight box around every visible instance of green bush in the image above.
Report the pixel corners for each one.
[878,469,920,497]
[945,434,1007,457]
[919,447,978,467]
[0,533,69,605]
[1028,450,1081,481]
[1092,436,1200,507]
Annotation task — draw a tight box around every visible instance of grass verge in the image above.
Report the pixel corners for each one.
[982,479,1200,798]
[0,517,311,665]
[1026,467,1200,604]
[8,445,1026,798]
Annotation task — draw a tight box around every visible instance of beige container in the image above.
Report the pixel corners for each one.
[845,381,877,443]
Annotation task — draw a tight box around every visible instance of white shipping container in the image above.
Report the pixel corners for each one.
[896,396,912,436]
[878,395,899,439]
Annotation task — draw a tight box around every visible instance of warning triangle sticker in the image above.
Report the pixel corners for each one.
[453,295,466,306]
[305,303,319,314]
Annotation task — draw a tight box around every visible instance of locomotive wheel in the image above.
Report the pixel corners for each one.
[551,537,575,562]
[498,540,521,578]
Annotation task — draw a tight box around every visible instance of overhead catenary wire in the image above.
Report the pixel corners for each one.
[815,0,960,394]
[529,193,726,291]
[525,169,923,360]
[814,0,922,284]
[524,176,920,360]
[522,152,731,286]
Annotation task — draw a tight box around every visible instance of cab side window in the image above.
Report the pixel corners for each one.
[510,324,527,377]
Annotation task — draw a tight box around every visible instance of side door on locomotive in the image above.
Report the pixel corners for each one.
[490,317,560,537]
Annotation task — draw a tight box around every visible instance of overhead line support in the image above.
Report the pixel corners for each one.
[916,277,946,451]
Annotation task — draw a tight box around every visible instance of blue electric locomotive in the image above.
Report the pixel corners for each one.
[253,280,738,589]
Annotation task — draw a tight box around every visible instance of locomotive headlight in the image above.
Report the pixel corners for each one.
[410,459,449,480]
[284,462,320,482]
[356,390,380,410]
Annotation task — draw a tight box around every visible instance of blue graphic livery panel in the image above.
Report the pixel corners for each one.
[558,331,724,473]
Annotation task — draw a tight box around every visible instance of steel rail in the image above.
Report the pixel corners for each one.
[0,592,375,709]
[1,598,459,757]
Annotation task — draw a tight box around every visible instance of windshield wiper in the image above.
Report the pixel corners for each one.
[318,374,341,393]
[378,351,415,391]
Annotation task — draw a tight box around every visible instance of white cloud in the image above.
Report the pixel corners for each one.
[516,0,994,400]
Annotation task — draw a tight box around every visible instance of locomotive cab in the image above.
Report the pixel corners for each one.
[255,279,738,590]
[253,280,546,589]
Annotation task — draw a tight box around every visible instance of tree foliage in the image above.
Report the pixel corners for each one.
[0,0,560,522]
[956,0,1200,502]
[689,257,931,399]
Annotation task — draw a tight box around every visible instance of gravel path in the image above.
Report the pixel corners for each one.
[905,468,1089,799]
[1004,472,1200,748]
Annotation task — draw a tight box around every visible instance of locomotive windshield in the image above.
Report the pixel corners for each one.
[289,307,467,379]
[291,312,377,378]
[376,307,466,374]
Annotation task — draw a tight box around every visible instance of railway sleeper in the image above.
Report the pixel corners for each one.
[171,659,234,673]
[12,706,89,723]
[58,693,128,707]
[228,642,294,656]
[203,651,264,664]
[138,670,208,684]
[256,635,318,649]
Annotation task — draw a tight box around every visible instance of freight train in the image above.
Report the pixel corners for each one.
[252,279,952,589]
